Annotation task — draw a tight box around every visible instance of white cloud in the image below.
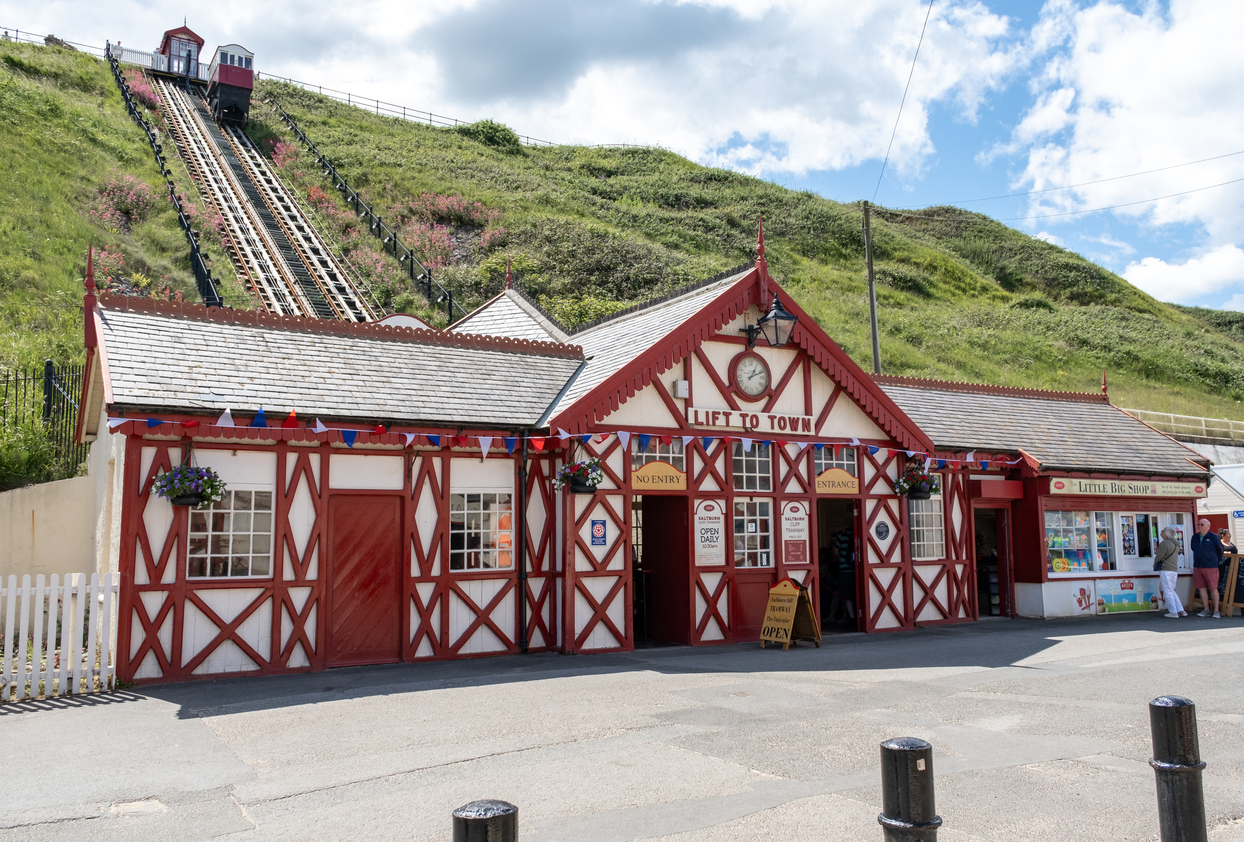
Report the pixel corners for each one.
[1222,294,1244,312]
[1034,231,1063,246]
[1009,0,1244,244]
[1123,244,1244,303]
[1080,233,1135,255]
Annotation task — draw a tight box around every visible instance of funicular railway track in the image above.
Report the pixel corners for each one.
[152,76,373,321]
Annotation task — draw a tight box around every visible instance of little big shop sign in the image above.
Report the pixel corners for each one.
[1049,478,1207,498]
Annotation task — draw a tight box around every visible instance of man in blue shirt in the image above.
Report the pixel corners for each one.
[1190,518,1223,617]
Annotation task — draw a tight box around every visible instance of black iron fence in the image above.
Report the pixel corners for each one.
[104,46,224,309]
[265,97,463,323]
[1,362,90,478]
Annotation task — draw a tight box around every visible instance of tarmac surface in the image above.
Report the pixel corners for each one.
[3,613,1244,841]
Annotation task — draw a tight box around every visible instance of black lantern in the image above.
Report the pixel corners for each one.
[742,294,798,348]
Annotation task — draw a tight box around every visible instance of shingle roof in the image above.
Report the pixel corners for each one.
[98,298,584,428]
[449,289,569,343]
[546,268,753,420]
[877,376,1209,478]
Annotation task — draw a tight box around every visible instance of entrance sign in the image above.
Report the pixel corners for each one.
[687,406,814,434]
[631,460,687,490]
[1050,478,1207,498]
[760,580,821,650]
[782,501,810,565]
[815,467,859,495]
[694,499,726,565]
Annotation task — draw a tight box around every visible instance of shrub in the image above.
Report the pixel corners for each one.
[1009,295,1056,311]
[454,120,522,154]
[122,67,159,111]
[87,173,157,232]
[876,266,932,297]
[0,421,61,492]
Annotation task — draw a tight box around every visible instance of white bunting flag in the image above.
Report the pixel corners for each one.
[403,433,416,447]
[850,437,860,447]
[107,418,128,430]
[681,435,694,449]
[313,418,328,434]
[216,408,235,427]
[796,441,809,452]
[741,437,753,453]
[617,431,631,450]
[556,428,570,440]
[966,450,976,464]
[477,436,493,461]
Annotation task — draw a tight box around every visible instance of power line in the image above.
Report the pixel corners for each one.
[876,174,1244,223]
[893,149,1244,207]
[872,0,935,204]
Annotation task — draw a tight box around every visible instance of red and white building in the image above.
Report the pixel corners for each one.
[73,233,1211,685]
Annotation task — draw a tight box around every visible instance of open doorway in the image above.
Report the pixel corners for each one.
[634,496,690,646]
[817,498,859,631]
[974,508,1012,618]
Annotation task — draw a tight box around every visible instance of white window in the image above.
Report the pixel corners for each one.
[814,445,857,477]
[732,442,772,492]
[632,437,684,471]
[188,490,273,578]
[244,57,252,70]
[733,499,773,567]
[908,495,945,561]
[449,493,513,571]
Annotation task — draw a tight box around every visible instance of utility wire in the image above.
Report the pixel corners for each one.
[876,174,1244,223]
[893,148,1244,207]
[873,0,936,203]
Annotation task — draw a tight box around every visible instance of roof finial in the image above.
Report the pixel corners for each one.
[1101,369,1108,395]
[505,256,513,290]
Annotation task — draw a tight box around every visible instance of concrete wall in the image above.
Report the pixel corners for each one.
[0,475,97,577]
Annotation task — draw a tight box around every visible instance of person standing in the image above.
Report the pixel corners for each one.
[1190,518,1223,617]
[1156,527,1185,618]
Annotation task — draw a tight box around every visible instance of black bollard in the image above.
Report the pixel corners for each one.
[1149,696,1207,842]
[452,799,518,842]
[878,737,942,842]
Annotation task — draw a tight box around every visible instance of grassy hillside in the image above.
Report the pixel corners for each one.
[246,80,1244,418]
[0,39,1241,424]
[0,40,249,371]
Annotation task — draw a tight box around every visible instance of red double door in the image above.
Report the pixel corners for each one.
[326,496,403,667]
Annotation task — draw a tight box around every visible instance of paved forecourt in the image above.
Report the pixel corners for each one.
[4,614,1244,841]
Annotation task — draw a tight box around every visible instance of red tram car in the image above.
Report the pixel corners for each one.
[207,44,254,124]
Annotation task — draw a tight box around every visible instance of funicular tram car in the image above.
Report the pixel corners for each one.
[206,44,255,125]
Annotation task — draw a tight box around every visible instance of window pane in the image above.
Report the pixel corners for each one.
[253,492,273,511]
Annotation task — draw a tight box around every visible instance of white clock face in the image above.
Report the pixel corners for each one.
[734,355,770,397]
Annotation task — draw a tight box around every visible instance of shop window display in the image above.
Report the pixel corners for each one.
[449,493,513,570]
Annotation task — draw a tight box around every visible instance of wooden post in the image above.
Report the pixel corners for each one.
[863,202,881,375]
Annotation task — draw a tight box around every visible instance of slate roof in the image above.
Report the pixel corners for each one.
[546,268,753,420]
[449,289,569,343]
[877,376,1209,478]
[97,298,584,428]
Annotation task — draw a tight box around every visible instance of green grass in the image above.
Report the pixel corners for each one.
[0,40,248,370]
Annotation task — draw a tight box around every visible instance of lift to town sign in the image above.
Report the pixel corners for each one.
[1050,478,1208,498]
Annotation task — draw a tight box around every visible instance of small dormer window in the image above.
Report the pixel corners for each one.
[244,57,251,69]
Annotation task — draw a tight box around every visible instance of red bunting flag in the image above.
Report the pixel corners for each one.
[282,410,299,429]
[374,424,386,436]
[183,420,201,429]
[659,434,672,446]
[529,436,545,452]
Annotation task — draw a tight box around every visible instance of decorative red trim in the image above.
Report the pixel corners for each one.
[97,295,585,360]
[873,373,1111,404]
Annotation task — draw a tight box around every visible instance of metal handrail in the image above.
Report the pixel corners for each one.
[1123,408,1244,443]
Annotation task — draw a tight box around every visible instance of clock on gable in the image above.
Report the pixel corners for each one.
[731,352,770,398]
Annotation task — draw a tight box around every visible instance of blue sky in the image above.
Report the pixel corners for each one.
[9,0,1244,309]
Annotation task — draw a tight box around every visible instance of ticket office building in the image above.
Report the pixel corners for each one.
[878,377,1210,619]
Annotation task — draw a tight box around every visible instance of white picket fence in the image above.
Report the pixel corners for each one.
[1,573,119,702]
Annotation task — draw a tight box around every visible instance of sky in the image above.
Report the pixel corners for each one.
[6,0,1244,310]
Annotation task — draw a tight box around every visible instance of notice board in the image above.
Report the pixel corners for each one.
[760,579,821,650]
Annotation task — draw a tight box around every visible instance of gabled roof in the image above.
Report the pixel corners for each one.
[85,296,584,431]
[449,288,569,343]
[158,26,205,52]
[546,262,934,452]
[876,375,1209,478]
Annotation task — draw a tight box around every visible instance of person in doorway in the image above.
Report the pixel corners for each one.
[834,530,856,621]
[1190,519,1223,617]
[1218,529,1237,604]
[1156,527,1185,618]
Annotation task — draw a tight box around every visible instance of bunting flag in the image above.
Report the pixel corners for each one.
[453,435,469,448]
[868,446,879,455]
[340,430,357,448]
[146,418,162,428]
[796,441,809,452]
[680,435,694,449]
[981,460,990,470]
[313,418,328,434]
[966,451,976,463]
[938,460,946,469]
[701,436,714,451]
[741,437,753,453]
[850,437,860,447]
[107,418,128,430]
[814,442,824,451]
[617,431,631,451]
[579,435,592,445]
[504,437,518,455]
[529,436,545,452]
[478,436,494,460]
[183,420,200,429]
[282,410,299,429]
[556,428,570,441]
[637,433,652,452]
[216,408,235,428]
[251,408,267,428]
[403,433,416,447]
[427,434,441,447]
[659,434,672,446]
[374,424,386,436]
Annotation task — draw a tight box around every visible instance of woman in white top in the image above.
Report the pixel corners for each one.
[1156,527,1186,618]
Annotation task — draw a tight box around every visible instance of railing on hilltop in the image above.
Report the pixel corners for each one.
[1124,408,1244,446]
[266,97,464,323]
[1,362,90,478]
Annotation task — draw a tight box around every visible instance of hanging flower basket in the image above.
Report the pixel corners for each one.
[152,463,227,508]
[553,458,604,493]
[893,458,941,500]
